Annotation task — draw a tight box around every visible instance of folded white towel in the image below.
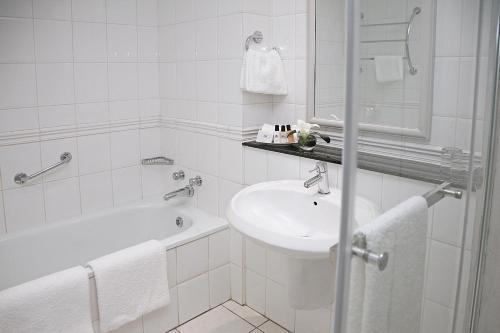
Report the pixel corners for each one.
[348,196,428,333]
[374,56,404,82]
[0,266,93,333]
[87,240,170,333]
[240,48,287,95]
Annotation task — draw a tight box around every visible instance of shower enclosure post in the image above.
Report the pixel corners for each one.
[332,0,361,332]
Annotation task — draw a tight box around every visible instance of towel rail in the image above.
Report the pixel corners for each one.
[350,181,462,271]
[14,152,72,185]
[360,7,420,75]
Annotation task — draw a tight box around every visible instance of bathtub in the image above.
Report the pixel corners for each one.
[0,199,228,291]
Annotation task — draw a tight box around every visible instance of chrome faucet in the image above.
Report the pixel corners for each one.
[164,175,202,201]
[304,161,330,194]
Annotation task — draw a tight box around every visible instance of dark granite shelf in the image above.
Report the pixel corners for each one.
[243,141,473,189]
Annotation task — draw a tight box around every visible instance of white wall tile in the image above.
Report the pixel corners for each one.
[36,63,75,106]
[432,58,459,117]
[209,264,231,307]
[421,300,453,333]
[4,185,45,232]
[34,19,73,62]
[79,171,113,213]
[218,0,242,15]
[77,133,111,175]
[0,191,5,235]
[175,22,196,61]
[107,24,138,62]
[110,130,140,168]
[138,63,160,99]
[295,308,332,333]
[266,279,295,331]
[109,100,139,121]
[137,0,158,26]
[108,63,138,100]
[218,179,243,218]
[218,138,243,183]
[177,273,210,323]
[166,248,177,288]
[196,133,218,176]
[230,228,243,266]
[74,63,108,103]
[218,15,243,60]
[435,0,462,57]
[43,177,81,223]
[196,61,218,102]
[0,64,37,109]
[177,237,209,282]
[209,229,230,269]
[76,102,109,125]
[174,0,194,23]
[73,22,107,62]
[72,0,106,22]
[266,249,288,285]
[230,263,243,303]
[425,240,461,307]
[138,27,159,62]
[39,104,76,128]
[246,239,266,275]
[267,152,300,180]
[0,0,33,18]
[106,0,137,25]
[197,173,219,216]
[33,0,71,20]
[244,148,268,185]
[245,269,266,314]
[0,18,34,63]
[0,108,39,133]
[196,18,218,60]
[111,165,142,205]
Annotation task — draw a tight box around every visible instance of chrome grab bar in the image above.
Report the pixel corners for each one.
[351,181,462,271]
[14,152,72,185]
[405,7,421,75]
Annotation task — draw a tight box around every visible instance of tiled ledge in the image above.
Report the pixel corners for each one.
[243,141,478,189]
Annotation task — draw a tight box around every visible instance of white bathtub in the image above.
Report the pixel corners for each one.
[0,199,228,291]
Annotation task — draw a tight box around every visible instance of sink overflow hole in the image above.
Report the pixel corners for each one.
[313,201,318,206]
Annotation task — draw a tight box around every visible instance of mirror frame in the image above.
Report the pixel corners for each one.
[307,0,437,142]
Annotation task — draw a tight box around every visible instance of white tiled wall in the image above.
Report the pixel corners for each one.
[0,0,163,234]
[106,228,231,333]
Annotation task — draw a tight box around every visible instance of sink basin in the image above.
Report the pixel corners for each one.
[227,180,380,258]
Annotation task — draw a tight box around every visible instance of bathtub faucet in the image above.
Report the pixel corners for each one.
[163,176,202,201]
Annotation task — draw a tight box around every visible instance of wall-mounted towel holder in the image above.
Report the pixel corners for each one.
[348,181,463,271]
[14,152,72,185]
[245,31,281,55]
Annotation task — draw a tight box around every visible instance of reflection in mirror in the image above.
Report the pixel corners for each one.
[311,0,436,139]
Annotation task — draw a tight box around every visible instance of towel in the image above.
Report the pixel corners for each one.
[374,56,404,82]
[0,266,93,333]
[240,48,287,95]
[87,240,170,333]
[348,196,428,333]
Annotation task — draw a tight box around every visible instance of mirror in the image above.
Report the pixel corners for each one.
[309,0,436,139]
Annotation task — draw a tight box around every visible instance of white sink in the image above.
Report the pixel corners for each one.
[227,180,380,258]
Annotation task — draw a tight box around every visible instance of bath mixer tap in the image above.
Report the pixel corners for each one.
[304,161,330,194]
[163,176,203,201]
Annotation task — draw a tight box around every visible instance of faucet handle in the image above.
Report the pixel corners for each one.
[189,175,202,187]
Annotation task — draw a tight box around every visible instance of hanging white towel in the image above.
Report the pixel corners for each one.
[374,56,404,82]
[87,240,170,333]
[0,266,93,333]
[348,196,428,333]
[240,48,287,95]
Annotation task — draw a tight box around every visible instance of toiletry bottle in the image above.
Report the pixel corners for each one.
[286,124,296,143]
[273,125,280,143]
[280,125,287,143]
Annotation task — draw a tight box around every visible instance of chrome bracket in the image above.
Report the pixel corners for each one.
[352,233,389,271]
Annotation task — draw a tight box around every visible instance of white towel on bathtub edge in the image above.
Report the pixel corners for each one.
[87,240,170,333]
[0,266,93,333]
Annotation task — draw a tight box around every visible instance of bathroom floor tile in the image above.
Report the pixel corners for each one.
[223,300,267,326]
[258,321,291,333]
[177,305,254,333]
